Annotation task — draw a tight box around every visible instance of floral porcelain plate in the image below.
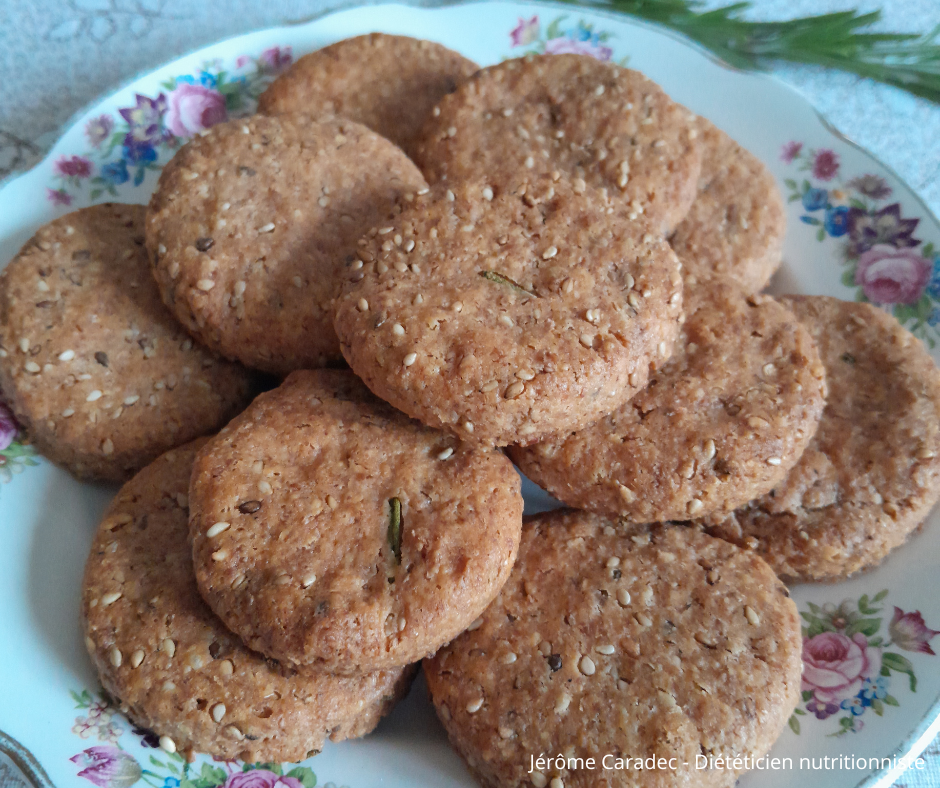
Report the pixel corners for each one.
[1,3,939,788]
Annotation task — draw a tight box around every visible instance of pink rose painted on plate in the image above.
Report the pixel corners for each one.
[165,83,227,137]
[812,148,840,180]
[890,607,940,655]
[802,631,875,704]
[854,244,932,305]
[544,36,613,60]
[71,745,142,788]
[510,16,540,47]
[223,771,303,788]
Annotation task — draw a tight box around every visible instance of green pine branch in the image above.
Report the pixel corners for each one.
[566,0,940,103]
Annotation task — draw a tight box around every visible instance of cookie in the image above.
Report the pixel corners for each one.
[413,54,702,234]
[510,281,827,522]
[81,438,413,763]
[189,369,523,674]
[424,510,802,788]
[0,204,254,482]
[258,33,479,158]
[669,119,786,293]
[333,178,684,447]
[702,296,940,581]
[146,114,427,375]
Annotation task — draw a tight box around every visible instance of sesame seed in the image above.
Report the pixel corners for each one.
[395,261,408,273]
[207,522,230,538]
[607,557,620,568]
[618,484,636,503]
[505,381,525,399]
[410,263,421,273]
[542,245,558,260]
[707,568,720,583]
[36,279,50,292]
[211,703,226,723]
[437,447,454,460]
[18,338,29,353]
[234,280,247,296]
[561,277,574,294]
[196,279,215,291]
[659,341,668,356]
[404,239,416,252]
[357,298,369,312]
[531,774,548,788]
[101,439,114,455]
[499,726,513,739]
[745,605,761,626]
[767,457,782,466]
[467,617,483,631]
[463,421,474,433]
[24,361,40,373]
[452,301,463,312]
[516,369,536,381]
[326,494,338,509]
[687,498,704,515]
[161,638,176,657]
[747,416,769,429]
[258,480,273,495]
[432,106,441,117]
[302,573,317,588]
[413,294,424,305]
[595,84,606,95]
[500,652,517,664]
[224,725,245,741]
[628,292,640,308]
[109,647,122,667]
[466,698,484,713]
[350,259,363,271]
[159,736,176,754]
[391,323,405,337]
[445,190,455,201]
[642,586,654,605]
[596,644,616,655]
[403,352,417,367]
[130,650,144,668]
[579,333,594,349]
[499,315,514,328]
[554,694,571,713]
[211,549,228,562]
[586,308,600,323]
[446,126,457,137]
[763,363,776,375]
[219,659,234,675]
[636,612,652,627]
[62,408,75,418]
[258,223,275,233]
[579,655,596,675]
[628,372,640,387]
[58,349,75,361]
[524,156,534,168]
[101,591,122,606]
[617,588,631,605]
[703,439,716,460]
[292,276,303,288]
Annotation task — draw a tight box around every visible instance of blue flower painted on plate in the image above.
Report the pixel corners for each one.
[825,206,850,237]
[802,187,829,211]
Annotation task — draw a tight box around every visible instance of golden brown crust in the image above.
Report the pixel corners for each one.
[424,510,802,788]
[146,114,427,374]
[510,282,827,522]
[334,178,684,447]
[81,439,414,763]
[0,204,254,482]
[669,119,786,293]
[702,296,940,581]
[413,54,702,234]
[258,33,479,158]
[189,370,523,673]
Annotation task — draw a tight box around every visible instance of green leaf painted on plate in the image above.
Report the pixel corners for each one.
[285,767,317,788]
[788,714,801,734]
[881,652,917,692]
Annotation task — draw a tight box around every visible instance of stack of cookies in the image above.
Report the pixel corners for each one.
[2,31,939,788]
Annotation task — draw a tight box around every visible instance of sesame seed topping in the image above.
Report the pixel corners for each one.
[86,390,102,402]
[357,298,369,312]
[207,522,230,538]
[499,315,514,328]
[437,447,454,460]
[404,239,416,252]
[258,223,275,233]
[61,408,75,418]
[531,774,548,788]
[159,736,176,754]
[302,573,317,588]
[505,381,525,399]
[767,457,782,466]
[579,655,596,675]
[463,421,474,433]
[628,292,640,308]
[618,484,636,503]
[501,652,517,664]
[542,245,558,260]
[24,361,40,373]
[745,605,761,626]
[747,416,769,429]
[196,279,215,291]
[211,549,228,562]
[586,308,600,323]
[234,280,246,296]
[467,617,483,631]
[466,698,484,713]
[596,644,616,655]
[58,349,75,361]
[554,694,571,713]
[36,279,50,292]
[18,338,29,353]
[219,660,234,675]
[109,647,122,667]
[161,638,176,657]
[211,703,226,722]
[703,439,716,459]
[292,276,303,288]
[763,363,776,375]
[687,498,704,515]
[326,494,338,509]
[606,556,620,568]
[499,726,513,739]
[516,369,536,381]
[628,372,640,387]
[403,352,417,367]
[102,439,114,455]
[392,323,405,336]
[642,585,654,605]
[258,480,273,495]
[579,333,594,349]
[659,341,668,356]
[482,186,494,200]
[101,591,122,606]
[595,84,606,95]
[130,650,144,668]
[525,156,534,168]
[636,612,652,627]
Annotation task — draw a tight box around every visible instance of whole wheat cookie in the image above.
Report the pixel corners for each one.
[702,296,940,581]
[258,33,479,158]
[510,281,827,522]
[413,54,702,233]
[81,438,413,763]
[189,369,523,674]
[146,114,427,375]
[0,204,254,482]
[424,510,802,788]
[333,178,684,447]
[669,119,786,293]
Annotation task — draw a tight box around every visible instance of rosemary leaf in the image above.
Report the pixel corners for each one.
[388,497,402,564]
[480,270,537,297]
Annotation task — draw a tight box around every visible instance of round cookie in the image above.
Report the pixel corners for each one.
[702,295,940,581]
[669,119,786,293]
[334,178,684,447]
[189,369,523,673]
[258,33,479,158]
[424,510,802,788]
[0,204,254,482]
[413,54,702,234]
[510,281,827,522]
[146,114,427,375]
[81,438,413,763]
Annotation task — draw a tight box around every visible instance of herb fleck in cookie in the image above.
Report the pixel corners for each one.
[82,438,413,763]
[258,33,479,158]
[189,369,523,674]
[511,281,826,522]
[414,54,702,233]
[424,510,802,788]
[333,179,684,447]
[0,204,254,482]
[669,119,786,293]
[146,114,427,375]
[702,296,940,581]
